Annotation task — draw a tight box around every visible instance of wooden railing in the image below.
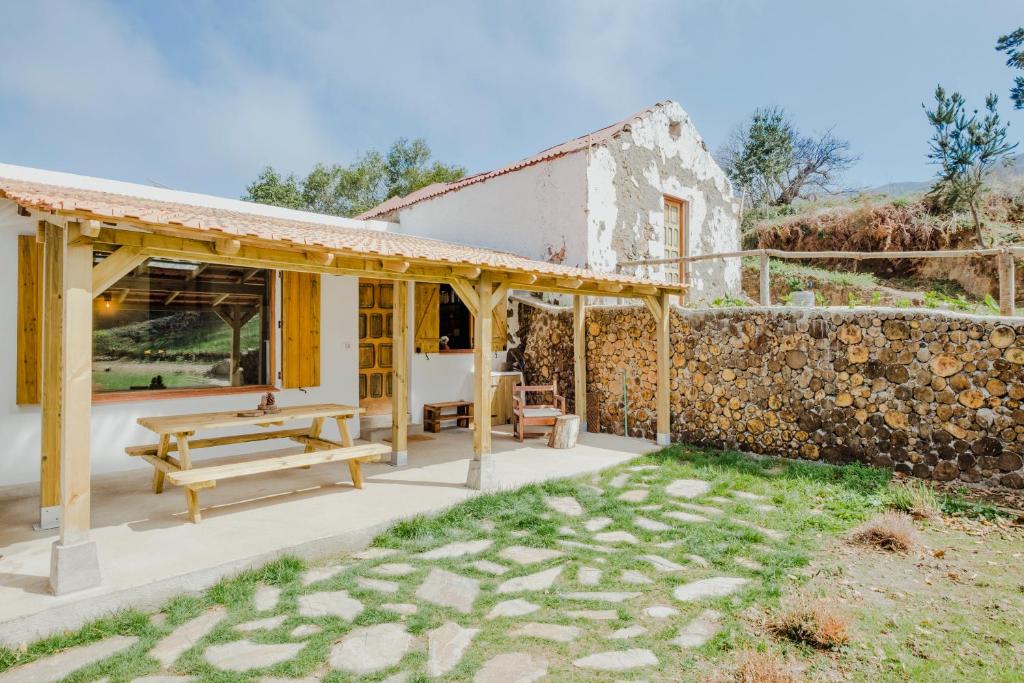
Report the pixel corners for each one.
[621,247,1023,316]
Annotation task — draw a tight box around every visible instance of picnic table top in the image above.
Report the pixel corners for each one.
[137,403,362,435]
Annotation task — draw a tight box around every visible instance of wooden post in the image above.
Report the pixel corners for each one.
[230,306,242,386]
[999,251,1016,317]
[466,274,496,490]
[38,222,63,530]
[391,279,409,466]
[655,290,672,446]
[573,294,587,432]
[49,226,101,594]
[759,250,771,306]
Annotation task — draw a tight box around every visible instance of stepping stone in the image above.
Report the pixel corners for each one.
[253,585,280,612]
[498,546,565,565]
[707,496,732,505]
[382,603,418,616]
[371,562,417,577]
[380,674,410,683]
[671,609,723,648]
[510,530,529,538]
[427,621,479,677]
[298,591,363,621]
[574,649,658,671]
[474,653,548,683]
[496,566,563,594]
[733,491,767,501]
[665,479,711,498]
[643,605,679,618]
[131,678,196,682]
[566,609,618,620]
[471,560,509,575]
[637,504,663,511]
[545,496,584,517]
[150,607,225,667]
[580,484,604,495]
[559,540,614,554]
[653,540,681,549]
[675,502,723,516]
[150,613,167,627]
[353,547,398,560]
[633,516,670,532]
[728,518,786,541]
[479,519,497,532]
[558,526,576,536]
[486,598,541,619]
[608,473,630,488]
[752,503,777,513]
[235,615,286,632]
[0,635,138,683]
[330,623,413,675]
[301,564,346,585]
[420,539,493,560]
[584,517,612,532]
[356,576,400,593]
[289,624,321,638]
[673,577,750,602]
[628,465,659,471]
[204,640,303,671]
[640,554,685,572]
[578,566,602,585]
[621,570,653,585]
[510,622,581,643]
[416,568,480,613]
[735,557,765,571]
[685,554,711,568]
[561,591,641,603]
[594,531,639,544]
[609,625,648,639]
[262,678,318,683]
[617,489,649,503]
[663,510,709,524]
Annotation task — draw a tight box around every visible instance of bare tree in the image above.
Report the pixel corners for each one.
[775,129,858,205]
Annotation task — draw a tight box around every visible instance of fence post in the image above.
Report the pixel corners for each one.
[759,250,770,306]
[999,250,1016,317]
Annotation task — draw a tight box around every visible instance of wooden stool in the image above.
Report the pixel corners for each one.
[423,401,473,433]
[548,414,580,449]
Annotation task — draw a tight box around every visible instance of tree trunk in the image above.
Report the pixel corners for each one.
[969,202,986,247]
[548,414,580,449]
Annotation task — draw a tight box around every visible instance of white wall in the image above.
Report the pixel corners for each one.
[394,152,591,269]
[0,201,360,487]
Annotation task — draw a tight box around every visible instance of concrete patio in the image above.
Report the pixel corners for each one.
[0,428,655,646]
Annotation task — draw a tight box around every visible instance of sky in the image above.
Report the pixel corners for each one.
[0,0,1020,199]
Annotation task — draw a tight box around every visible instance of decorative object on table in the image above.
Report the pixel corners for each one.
[548,414,580,449]
[259,391,281,413]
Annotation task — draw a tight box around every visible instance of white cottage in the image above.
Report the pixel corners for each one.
[359,100,741,302]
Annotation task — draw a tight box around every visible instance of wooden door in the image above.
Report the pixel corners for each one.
[358,279,394,415]
[663,196,687,284]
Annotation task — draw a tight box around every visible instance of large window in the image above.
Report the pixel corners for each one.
[92,256,273,394]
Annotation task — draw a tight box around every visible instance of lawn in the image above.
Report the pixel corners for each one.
[2,446,1021,682]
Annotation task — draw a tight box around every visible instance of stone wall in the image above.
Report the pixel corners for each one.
[516,300,1024,490]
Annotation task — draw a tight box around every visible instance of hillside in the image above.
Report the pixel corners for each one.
[94,311,262,360]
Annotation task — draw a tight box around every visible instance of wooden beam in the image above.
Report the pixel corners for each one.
[68,219,101,241]
[452,265,481,279]
[759,250,771,306]
[573,294,587,432]
[306,250,335,266]
[642,295,662,321]
[507,272,537,286]
[382,259,411,273]
[999,251,1016,316]
[449,278,480,317]
[391,280,409,466]
[163,291,181,305]
[654,290,671,446]
[214,237,241,255]
[467,273,496,490]
[489,281,510,312]
[598,282,624,293]
[212,292,230,306]
[185,263,209,282]
[40,223,63,518]
[115,289,130,304]
[555,277,583,290]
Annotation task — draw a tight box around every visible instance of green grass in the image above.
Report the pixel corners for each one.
[1,446,1018,682]
[94,312,262,359]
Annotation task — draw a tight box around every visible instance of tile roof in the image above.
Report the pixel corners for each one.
[0,167,673,289]
[356,101,673,219]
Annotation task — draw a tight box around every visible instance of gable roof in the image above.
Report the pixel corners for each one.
[356,101,675,220]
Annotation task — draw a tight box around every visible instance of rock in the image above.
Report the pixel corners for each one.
[486,599,541,619]
[416,568,480,613]
[734,557,765,571]
[665,479,711,498]
[497,566,564,593]
[559,540,615,554]
[545,496,584,517]
[584,516,613,532]
[609,625,648,639]
[298,591,363,620]
[498,546,565,565]
[561,591,641,603]
[382,603,418,616]
[150,608,225,667]
[371,563,418,577]
[419,539,493,560]
[685,554,711,567]
[427,622,478,677]
[663,510,709,524]
[356,576,400,594]
[0,635,138,683]
[329,623,413,675]
[301,564,346,585]
[674,502,723,516]
[632,516,670,531]
[253,585,280,612]
[473,653,548,683]
[673,577,750,602]
[204,640,303,672]
[618,489,649,503]
[671,609,723,648]
[471,560,510,575]
[235,615,286,632]
[289,624,321,638]
[578,566,602,585]
[509,622,582,643]
[352,547,398,560]
[130,678,196,682]
[565,610,618,620]
[621,570,653,585]
[573,649,658,671]
[608,473,630,488]
[594,531,640,544]
[728,518,786,541]
[640,554,685,572]
[643,605,679,618]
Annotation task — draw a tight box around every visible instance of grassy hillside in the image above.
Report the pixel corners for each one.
[94,311,262,360]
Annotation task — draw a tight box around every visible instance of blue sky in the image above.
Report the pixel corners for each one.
[0,0,1019,198]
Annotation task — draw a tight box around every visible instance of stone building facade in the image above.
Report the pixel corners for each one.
[517,301,1024,490]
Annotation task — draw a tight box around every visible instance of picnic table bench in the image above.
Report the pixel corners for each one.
[128,403,388,523]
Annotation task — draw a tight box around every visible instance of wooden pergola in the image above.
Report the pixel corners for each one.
[2,177,684,595]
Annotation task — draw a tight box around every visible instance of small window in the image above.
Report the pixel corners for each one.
[438,284,473,351]
[92,257,272,393]
[668,120,682,139]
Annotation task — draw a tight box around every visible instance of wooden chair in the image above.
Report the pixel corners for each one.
[512,381,567,442]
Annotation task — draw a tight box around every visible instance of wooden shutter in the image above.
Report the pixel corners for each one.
[16,235,43,404]
[281,272,320,388]
[492,298,507,352]
[414,283,439,353]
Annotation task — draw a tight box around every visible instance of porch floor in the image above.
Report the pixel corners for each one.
[0,428,654,646]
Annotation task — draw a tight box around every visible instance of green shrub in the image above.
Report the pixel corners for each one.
[882,480,940,519]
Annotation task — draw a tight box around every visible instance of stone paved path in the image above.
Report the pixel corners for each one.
[0,635,138,683]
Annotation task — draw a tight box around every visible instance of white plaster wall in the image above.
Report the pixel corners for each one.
[585,101,741,302]
[0,201,360,487]
[394,152,591,268]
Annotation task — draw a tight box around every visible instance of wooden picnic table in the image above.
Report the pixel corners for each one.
[129,403,389,523]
